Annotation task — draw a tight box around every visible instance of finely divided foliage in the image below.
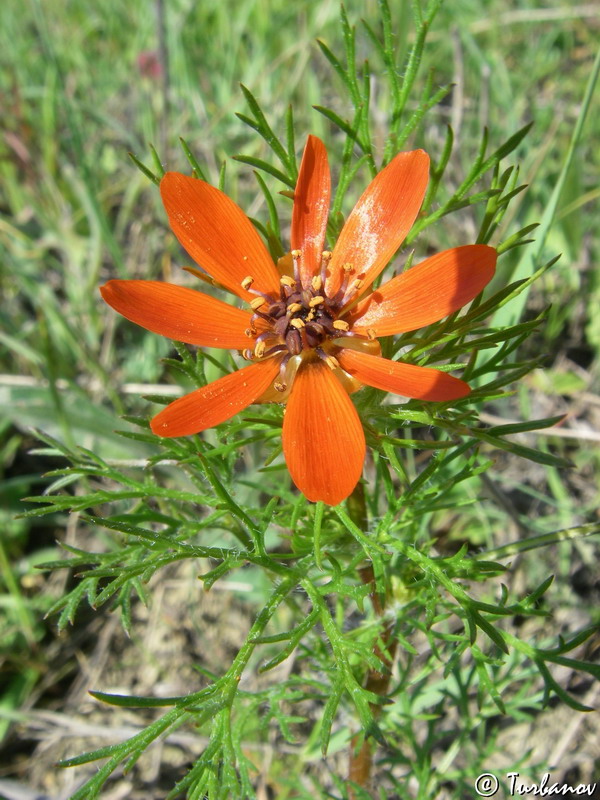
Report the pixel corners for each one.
[24,1,599,798]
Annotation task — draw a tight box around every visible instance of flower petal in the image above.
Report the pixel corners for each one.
[291,135,331,288]
[351,245,497,336]
[160,172,280,300]
[282,358,365,505]
[337,348,471,402]
[327,149,429,298]
[100,280,254,350]
[150,357,282,438]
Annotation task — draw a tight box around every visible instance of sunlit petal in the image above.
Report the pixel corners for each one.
[327,150,429,298]
[282,358,365,505]
[100,280,254,350]
[151,358,282,437]
[337,348,471,402]
[160,172,280,300]
[351,245,497,336]
[291,135,331,288]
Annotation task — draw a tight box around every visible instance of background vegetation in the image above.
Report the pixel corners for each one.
[0,0,598,797]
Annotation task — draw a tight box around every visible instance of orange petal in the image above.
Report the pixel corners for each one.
[100,280,254,350]
[337,348,471,402]
[150,357,282,438]
[291,136,331,288]
[160,172,280,300]
[327,150,429,298]
[351,245,497,336]
[282,358,365,505]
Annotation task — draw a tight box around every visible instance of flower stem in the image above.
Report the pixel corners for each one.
[346,483,397,797]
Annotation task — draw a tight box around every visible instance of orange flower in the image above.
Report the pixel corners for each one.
[101,136,496,505]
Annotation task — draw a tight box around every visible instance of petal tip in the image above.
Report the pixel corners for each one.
[160,170,183,186]
[306,133,325,149]
[410,148,430,178]
[159,171,203,205]
[99,279,120,305]
[302,484,357,507]
[450,380,472,401]
[393,147,430,172]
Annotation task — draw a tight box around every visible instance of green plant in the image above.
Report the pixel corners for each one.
[13,1,600,797]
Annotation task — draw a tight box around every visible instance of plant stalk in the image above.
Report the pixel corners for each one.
[346,484,397,797]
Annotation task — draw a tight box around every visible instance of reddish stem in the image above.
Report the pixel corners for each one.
[347,565,398,798]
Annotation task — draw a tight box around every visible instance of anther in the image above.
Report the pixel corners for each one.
[290,318,305,329]
[342,263,354,273]
[291,249,302,258]
[280,275,296,288]
[325,355,339,370]
[311,275,323,292]
[250,297,266,311]
[349,279,363,292]
[322,250,332,261]
[333,320,350,331]
[309,296,324,307]
[367,328,377,340]
[241,275,254,290]
[254,341,266,358]
[242,349,254,360]
[287,302,302,314]
[274,381,286,393]
[245,327,256,337]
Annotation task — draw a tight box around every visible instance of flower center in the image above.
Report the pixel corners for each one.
[240,250,376,394]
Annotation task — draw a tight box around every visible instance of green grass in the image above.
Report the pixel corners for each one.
[0,0,598,797]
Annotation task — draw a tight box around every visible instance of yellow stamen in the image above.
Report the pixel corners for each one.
[290,318,305,329]
[307,310,315,322]
[367,328,377,340]
[280,275,296,287]
[333,320,350,331]
[311,275,323,291]
[241,275,254,290]
[250,297,266,311]
[322,250,332,260]
[242,349,254,360]
[254,341,266,358]
[245,327,256,337]
[274,381,286,392]
[309,296,324,307]
[349,279,363,292]
[291,249,302,258]
[324,355,339,370]
[342,263,353,273]
[287,302,302,314]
